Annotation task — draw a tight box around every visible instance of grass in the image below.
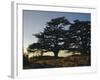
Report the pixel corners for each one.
[23,55,91,69]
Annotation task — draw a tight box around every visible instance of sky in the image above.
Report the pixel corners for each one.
[23,10,91,53]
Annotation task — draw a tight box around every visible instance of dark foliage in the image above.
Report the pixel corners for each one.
[23,54,30,67]
[68,20,91,55]
[27,17,91,58]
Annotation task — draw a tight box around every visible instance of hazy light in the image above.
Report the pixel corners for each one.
[27,50,81,58]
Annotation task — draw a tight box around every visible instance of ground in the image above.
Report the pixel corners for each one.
[23,55,91,69]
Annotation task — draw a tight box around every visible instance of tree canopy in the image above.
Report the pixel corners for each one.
[27,17,91,58]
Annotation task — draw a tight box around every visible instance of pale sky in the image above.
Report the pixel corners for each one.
[23,10,91,53]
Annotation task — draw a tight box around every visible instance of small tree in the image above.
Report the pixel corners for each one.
[27,43,47,56]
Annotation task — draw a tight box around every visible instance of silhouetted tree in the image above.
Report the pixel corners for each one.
[27,43,47,56]
[28,17,70,58]
[68,20,91,55]
[27,17,91,58]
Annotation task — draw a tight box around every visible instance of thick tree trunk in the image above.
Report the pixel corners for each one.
[53,50,59,59]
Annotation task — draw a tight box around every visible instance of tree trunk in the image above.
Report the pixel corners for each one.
[53,50,59,59]
[40,50,44,57]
